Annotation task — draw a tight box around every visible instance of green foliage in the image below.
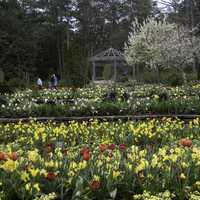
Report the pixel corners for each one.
[0,0,37,81]
[0,0,155,86]
[0,96,7,106]
[166,73,184,87]
[0,83,14,94]
[64,42,90,87]
[31,105,67,117]
[143,71,158,83]
[117,75,129,83]
[0,68,4,83]
[7,78,26,89]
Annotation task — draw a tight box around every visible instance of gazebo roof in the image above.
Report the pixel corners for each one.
[89,47,126,62]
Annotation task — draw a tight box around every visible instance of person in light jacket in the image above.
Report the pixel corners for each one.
[37,77,43,89]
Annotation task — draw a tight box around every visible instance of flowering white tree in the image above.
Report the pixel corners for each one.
[124,18,200,81]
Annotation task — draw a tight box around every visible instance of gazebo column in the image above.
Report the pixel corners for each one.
[92,62,96,81]
[114,59,117,81]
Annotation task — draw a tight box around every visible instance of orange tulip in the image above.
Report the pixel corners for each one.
[99,144,108,152]
[83,151,91,161]
[179,138,192,147]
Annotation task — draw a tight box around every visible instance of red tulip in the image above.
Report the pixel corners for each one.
[46,172,57,181]
[9,152,18,161]
[119,144,126,152]
[0,152,6,161]
[80,147,89,156]
[89,180,100,191]
[108,144,115,150]
[44,143,55,153]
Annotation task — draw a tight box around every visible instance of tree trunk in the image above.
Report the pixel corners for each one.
[156,66,161,83]
[61,34,65,79]
[57,31,64,79]
[135,64,144,82]
[195,56,200,80]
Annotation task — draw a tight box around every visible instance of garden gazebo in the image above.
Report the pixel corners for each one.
[89,47,127,81]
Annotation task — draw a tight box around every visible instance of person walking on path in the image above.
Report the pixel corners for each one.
[50,74,58,89]
[37,77,43,89]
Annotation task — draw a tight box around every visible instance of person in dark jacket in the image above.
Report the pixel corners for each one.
[50,74,58,89]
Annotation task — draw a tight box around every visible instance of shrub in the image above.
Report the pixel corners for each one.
[31,104,67,117]
[7,78,26,89]
[158,91,169,102]
[0,83,14,94]
[122,79,137,87]
[167,73,184,87]
[117,74,129,83]
[143,71,158,83]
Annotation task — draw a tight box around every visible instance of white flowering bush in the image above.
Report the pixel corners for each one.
[124,18,200,80]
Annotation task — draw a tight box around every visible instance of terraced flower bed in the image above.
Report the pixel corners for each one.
[1,118,200,199]
[1,83,200,118]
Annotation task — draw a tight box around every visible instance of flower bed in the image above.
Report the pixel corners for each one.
[1,118,200,199]
[1,83,200,117]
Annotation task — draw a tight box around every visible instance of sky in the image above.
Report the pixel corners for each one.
[156,0,175,12]
[156,0,171,8]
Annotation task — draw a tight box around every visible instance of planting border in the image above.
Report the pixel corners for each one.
[0,114,200,123]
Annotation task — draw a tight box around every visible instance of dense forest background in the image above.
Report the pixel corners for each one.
[0,0,200,86]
